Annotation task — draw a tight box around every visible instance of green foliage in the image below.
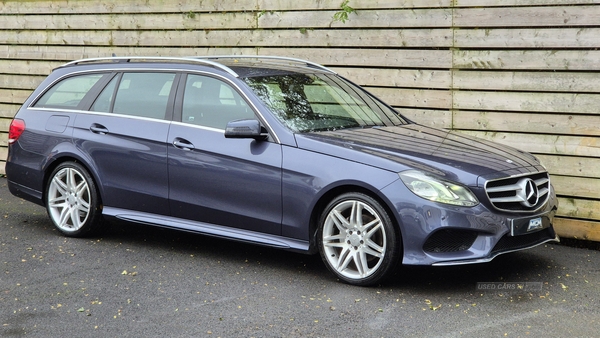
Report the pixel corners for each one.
[257,10,274,19]
[299,28,314,35]
[332,0,356,24]
[185,11,196,19]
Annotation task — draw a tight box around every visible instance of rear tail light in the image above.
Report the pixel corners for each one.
[8,119,25,144]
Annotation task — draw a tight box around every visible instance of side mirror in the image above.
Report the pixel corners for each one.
[224,119,268,141]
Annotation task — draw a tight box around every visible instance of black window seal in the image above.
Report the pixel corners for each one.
[79,72,118,111]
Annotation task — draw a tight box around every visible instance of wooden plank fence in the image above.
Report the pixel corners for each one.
[1,0,599,241]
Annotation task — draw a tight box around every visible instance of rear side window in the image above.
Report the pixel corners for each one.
[111,72,176,120]
[34,74,105,109]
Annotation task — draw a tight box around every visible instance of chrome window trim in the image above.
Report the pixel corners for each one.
[28,67,281,144]
[27,107,175,125]
[170,120,229,133]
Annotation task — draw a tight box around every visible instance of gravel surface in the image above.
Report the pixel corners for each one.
[1,178,598,337]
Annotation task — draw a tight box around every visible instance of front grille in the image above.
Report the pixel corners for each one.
[491,227,556,255]
[423,229,478,253]
[485,172,550,213]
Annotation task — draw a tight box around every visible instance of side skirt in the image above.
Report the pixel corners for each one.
[102,206,311,254]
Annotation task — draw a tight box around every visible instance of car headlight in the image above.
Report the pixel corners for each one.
[399,170,479,207]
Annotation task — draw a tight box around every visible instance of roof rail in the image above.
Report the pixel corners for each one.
[195,55,336,74]
[58,55,335,77]
[58,56,239,77]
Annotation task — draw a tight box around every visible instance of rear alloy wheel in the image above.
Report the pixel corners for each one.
[46,162,103,237]
[318,193,400,286]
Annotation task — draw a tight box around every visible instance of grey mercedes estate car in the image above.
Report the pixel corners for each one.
[6,56,558,286]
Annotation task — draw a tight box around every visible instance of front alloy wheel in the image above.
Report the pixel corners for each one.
[318,193,400,286]
[46,162,102,237]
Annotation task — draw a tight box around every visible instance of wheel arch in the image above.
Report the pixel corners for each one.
[42,154,104,207]
[308,183,403,253]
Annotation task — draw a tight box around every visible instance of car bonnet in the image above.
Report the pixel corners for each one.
[296,124,544,187]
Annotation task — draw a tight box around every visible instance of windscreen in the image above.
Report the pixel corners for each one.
[243,73,406,133]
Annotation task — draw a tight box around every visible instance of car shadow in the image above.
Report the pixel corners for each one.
[101,219,328,274]
[389,250,553,291]
[16,214,557,291]
[102,220,554,290]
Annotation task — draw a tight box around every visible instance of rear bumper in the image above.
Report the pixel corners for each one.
[7,179,44,207]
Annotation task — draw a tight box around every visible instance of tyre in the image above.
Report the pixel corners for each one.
[46,161,103,237]
[317,192,401,286]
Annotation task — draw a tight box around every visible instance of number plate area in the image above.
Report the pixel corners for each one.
[510,213,551,236]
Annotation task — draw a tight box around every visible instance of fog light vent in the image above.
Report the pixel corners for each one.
[423,229,478,253]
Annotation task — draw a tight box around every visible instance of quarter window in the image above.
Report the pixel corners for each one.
[34,74,105,109]
[181,75,254,129]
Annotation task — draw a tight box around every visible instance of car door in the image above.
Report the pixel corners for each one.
[167,73,282,235]
[72,71,178,215]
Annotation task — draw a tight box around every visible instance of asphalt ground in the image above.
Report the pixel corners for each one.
[1,178,599,337]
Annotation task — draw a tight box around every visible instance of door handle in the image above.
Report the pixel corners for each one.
[172,138,195,151]
[90,124,109,135]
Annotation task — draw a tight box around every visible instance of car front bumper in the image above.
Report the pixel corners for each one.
[381,180,559,266]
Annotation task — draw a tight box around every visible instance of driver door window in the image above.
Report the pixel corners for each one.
[181,75,254,129]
